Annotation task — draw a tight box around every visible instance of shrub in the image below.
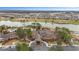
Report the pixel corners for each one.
[55,27,72,45]
[16,42,32,51]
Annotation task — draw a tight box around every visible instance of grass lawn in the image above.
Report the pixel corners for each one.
[73,41,79,45]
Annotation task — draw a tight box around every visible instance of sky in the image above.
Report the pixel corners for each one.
[0,0,79,11]
[0,7,79,11]
[0,0,79,7]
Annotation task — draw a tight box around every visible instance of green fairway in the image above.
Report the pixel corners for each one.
[0,18,79,24]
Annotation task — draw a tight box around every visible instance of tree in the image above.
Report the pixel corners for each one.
[16,28,27,39]
[55,27,72,45]
[55,27,60,31]
[49,27,72,51]
[10,17,15,21]
[0,25,7,33]
[24,29,32,38]
[31,23,41,30]
[16,28,32,40]
[16,42,32,51]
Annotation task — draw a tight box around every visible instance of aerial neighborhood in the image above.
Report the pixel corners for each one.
[0,11,79,20]
[0,10,79,51]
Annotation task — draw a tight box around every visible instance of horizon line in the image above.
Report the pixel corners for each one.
[0,7,79,11]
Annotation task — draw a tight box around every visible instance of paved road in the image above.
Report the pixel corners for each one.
[0,47,16,51]
[63,46,79,51]
[0,46,79,51]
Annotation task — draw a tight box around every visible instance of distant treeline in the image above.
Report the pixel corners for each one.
[0,10,79,13]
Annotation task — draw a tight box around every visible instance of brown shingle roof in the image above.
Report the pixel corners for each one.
[0,32,18,41]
